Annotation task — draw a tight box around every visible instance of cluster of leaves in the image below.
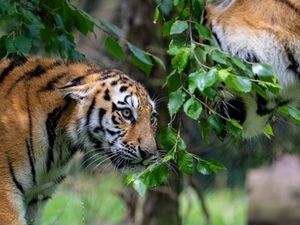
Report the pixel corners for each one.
[0,0,165,72]
[0,0,95,59]
[127,0,300,194]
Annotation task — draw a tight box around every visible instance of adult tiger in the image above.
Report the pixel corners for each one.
[206,0,300,137]
[0,57,158,225]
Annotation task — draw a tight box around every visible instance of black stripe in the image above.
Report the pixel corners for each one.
[99,108,106,124]
[86,97,96,126]
[7,65,46,95]
[111,131,126,144]
[26,140,36,184]
[212,31,222,49]
[124,95,131,105]
[111,115,120,125]
[39,73,68,92]
[45,101,70,172]
[256,94,272,116]
[87,130,103,149]
[59,69,102,89]
[103,89,111,101]
[7,156,25,195]
[28,196,51,205]
[106,129,120,136]
[0,56,27,84]
[285,46,300,79]
[120,86,128,92]
[25,82,36,183]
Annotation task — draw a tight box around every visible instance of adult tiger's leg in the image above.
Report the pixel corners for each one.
[0,190,26,225]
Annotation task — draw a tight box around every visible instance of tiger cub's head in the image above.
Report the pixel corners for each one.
[60,69,158,173]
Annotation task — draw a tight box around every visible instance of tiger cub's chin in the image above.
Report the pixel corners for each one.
[0,57,158,225]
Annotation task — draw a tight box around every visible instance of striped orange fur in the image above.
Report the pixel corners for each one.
[0,57,158,225]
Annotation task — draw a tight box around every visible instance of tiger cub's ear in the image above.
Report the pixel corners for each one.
[58,77,96,101]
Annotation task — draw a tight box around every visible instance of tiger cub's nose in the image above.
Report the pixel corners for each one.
[138,147,153,160]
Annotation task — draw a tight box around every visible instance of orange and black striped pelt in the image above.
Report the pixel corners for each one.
[0,57,159,225]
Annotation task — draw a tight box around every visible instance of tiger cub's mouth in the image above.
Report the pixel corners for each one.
[107,150,159,171]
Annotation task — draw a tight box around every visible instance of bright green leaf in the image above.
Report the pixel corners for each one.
[159,127,178,151]
[231,57,246,70]
[252,63,274,77]
[178,152,194,175]
[211,49,227,64]
[226,76,252,93]
[263,123,274,138]
[218,69,230,81]
[142,164,169,187]
[229,119,243,130]
[153,6,160,24]
[195,24,212,40]
[183,97,203,120]
[168,89,186,115]
[197,160,211,175]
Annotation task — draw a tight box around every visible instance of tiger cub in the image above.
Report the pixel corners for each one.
[206,0,300,137]
[0,57,158,225]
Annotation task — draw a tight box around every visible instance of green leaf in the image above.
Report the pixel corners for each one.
[263,123,274,138]
[159,127,186,152]
[178,152,194,175]
[104,36,125,61]
[153,6,160,24]
[183,97,202,120]
[5,37,17,53]
[197,160,211,175]
[168,89,186,115]
[132,179,147,197]
[287,105,300,124]
[208,115,223,135]
[199,119,210,143]
[142,164,169,187]
[231,57,246,70]
[209,160,226,173]
[100,19,121,38]
[252,83,269,100]
[159,127,178,151]
[131,55,153,75]
[169,46,190,72]
[218,69,230,81]
[127,42,153,66]
[170,20,188,35]
[229,119,243,130]
[195,24,212,40]
[189,68,217,92]
[150,54,166,71]
[226,76,252,93]
[252,63,274,77]
[211,49,227,64]
[162,19,175,37]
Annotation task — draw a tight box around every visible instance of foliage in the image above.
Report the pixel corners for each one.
[1,0,300,194]
[127,0,300,193]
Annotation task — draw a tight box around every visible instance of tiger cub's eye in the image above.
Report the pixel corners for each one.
[121,108,134,121]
